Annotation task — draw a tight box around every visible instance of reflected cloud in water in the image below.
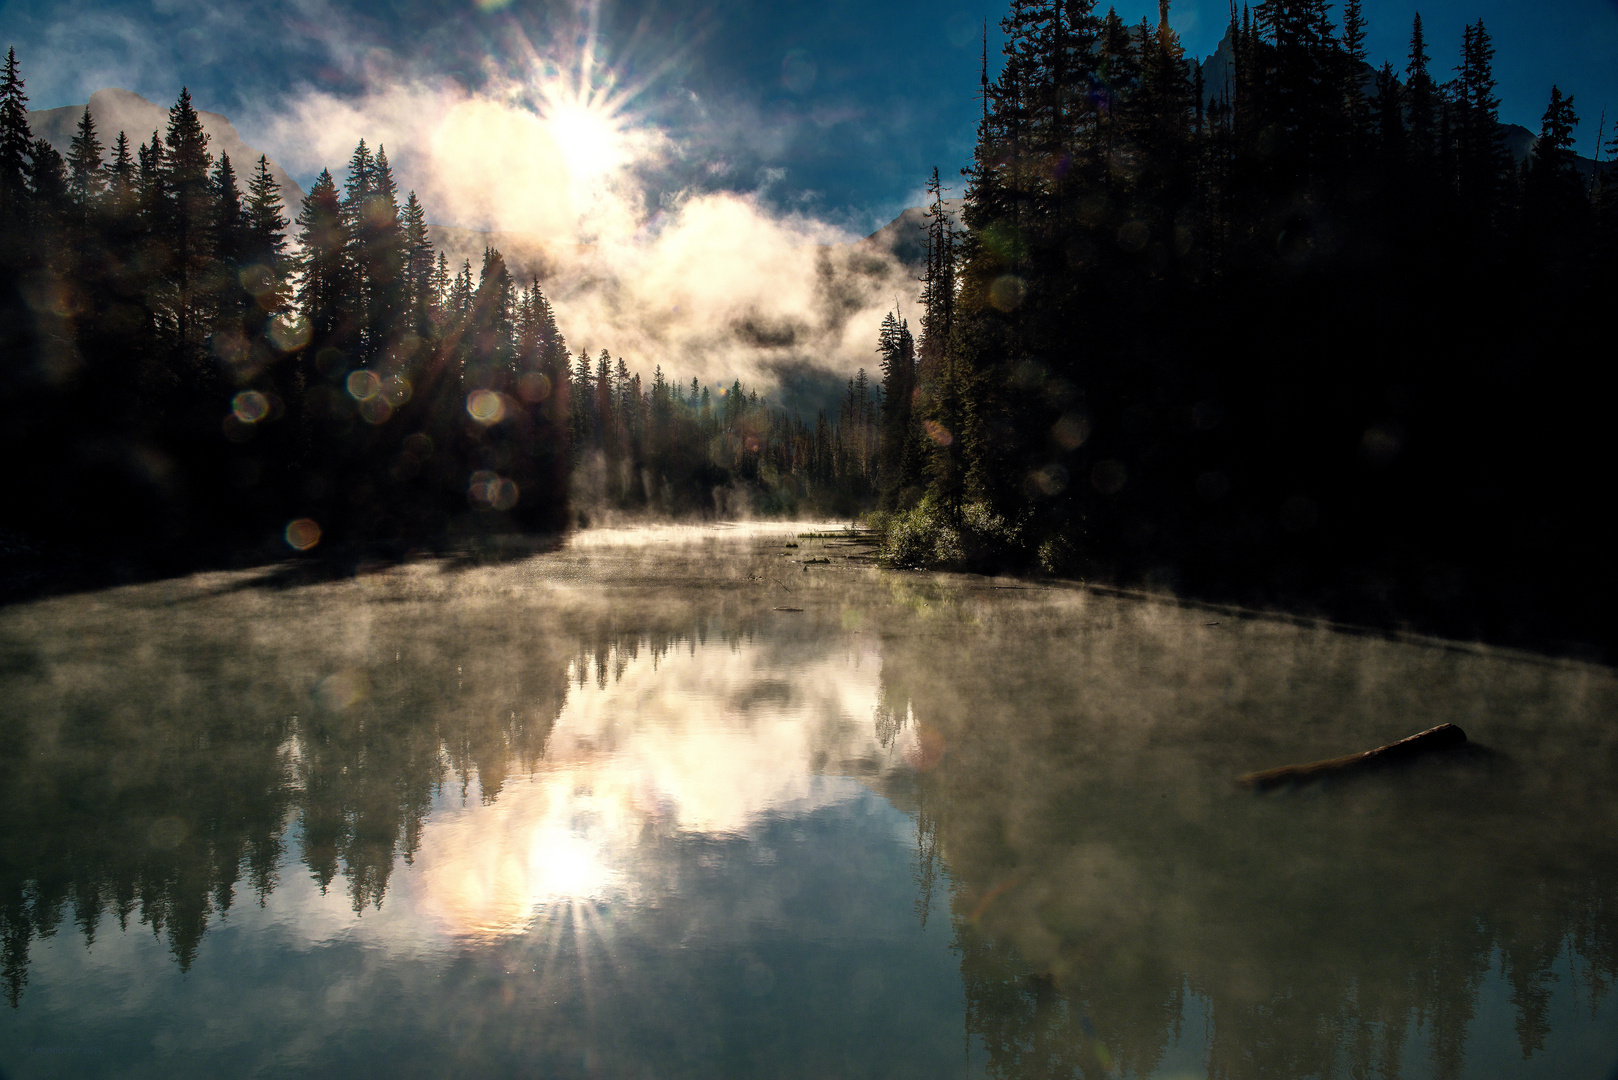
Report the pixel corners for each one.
[1,524,1615,1079]
[413,626,897,942]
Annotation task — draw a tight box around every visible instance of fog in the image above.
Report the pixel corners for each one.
[256,60,920,400]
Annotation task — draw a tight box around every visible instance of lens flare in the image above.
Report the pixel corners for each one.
[285,518,322,551]
[347,370,382,401]
[467,389,507,424]
[232,391,270,424]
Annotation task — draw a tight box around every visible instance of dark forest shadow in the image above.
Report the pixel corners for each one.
[1071,571,1614,668]
[0,528,567,607]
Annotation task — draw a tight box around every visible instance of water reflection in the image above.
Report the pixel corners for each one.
[0,528,1615,1079]
[874,584,1618,1079]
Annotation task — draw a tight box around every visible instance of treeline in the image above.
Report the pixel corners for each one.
[0,48,571,575]
[873,0,1616,652]
[564,354,888,518]
[0,41,915,579]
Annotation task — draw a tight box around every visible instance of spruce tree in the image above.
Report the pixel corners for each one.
[65,106,105,230]
[366,146,406,361]
[1453,20,1507,219]
[212,154,246,267]
[160,88,218,370]
[107,130,135,207]
[1405,15,1437,163]
[877,310,920,508]
[294,169,347,349]
[0,47,31,226]
[401,191,435,337]
[1338,0,1369,148]
[339,141,377,360]
[245,155,290,316]
[26,137,68,232]
[1523,85,1583,230]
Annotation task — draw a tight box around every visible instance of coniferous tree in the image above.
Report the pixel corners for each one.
[160,88,217,375]
[1521,85,1585,256]
[0,47,31,227]
[106,130,135,207]
[877,309,925,509]
[1338,0,1370,149]
[1452,20,1507,220]
[244,155,290,318]
[212,154,246,269]
[338,140,376,363]
[26,138,68,233]
[1405,15,1437,164]
[401,191,435,337]
[293,169,347,352]
[65,107,105,234]
[1371,62,1405,164]
[366,146,407,362]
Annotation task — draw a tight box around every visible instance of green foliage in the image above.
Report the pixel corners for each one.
[875,495,1026,570]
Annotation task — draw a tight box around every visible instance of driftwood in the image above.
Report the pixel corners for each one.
[1238,723,1468,791]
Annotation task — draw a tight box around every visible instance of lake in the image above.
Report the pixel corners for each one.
[2,523,1615,1079]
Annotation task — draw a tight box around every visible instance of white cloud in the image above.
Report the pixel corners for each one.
[256,62,919,395]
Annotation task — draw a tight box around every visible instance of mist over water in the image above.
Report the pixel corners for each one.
[1,525,1614,1078]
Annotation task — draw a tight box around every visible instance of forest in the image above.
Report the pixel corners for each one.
[0,47,897,585]
[877,0,1615,654]
[1,0,1615,652]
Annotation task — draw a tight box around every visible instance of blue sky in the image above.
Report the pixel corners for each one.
[4,0,1616,230]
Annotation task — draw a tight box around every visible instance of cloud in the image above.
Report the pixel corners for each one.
[258,62,921,400]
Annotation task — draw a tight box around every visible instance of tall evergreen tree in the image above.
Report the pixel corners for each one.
[1338,0,1370,148]
[401,191,435,337]
[160,88,218,371]
[245,155,290,317]
[294,168,348,350]
[1522,85,1583,234]
[1405,15,1437,163]
[0,47,31,226]
[65,106,105,230]
[877,310,920,508]
[1452,20,1507,218]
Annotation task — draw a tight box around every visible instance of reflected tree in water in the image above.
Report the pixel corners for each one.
[876,589,1618,1079]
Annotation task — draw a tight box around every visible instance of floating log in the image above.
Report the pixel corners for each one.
[1238,723,1468,791]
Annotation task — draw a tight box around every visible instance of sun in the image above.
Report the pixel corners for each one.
[540,89,631,182]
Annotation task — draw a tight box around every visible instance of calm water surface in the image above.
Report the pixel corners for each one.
[2,524,1615,1079]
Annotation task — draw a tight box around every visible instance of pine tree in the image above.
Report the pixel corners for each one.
[1405,15,1437,163]
[212,154,246,268]
[1338,0,1369,148]
[1453,20,1507,219]
[0,47,31,226]
[294,168,348,349]
[1372,62,1405,164]
[245,156,290,316]
[431,251,451,319]
[210,153,254,375]
[401,191,435,337]
[365,146,406,361]
[65,106,105,230]
[106,130,135,208]
[1523,85,1583,228]
[26,137,68,231]
[160,88,218,369]
[338,141,378,361]
[449,259,473,317]
[877,310,920,508]
[919,168,958,367]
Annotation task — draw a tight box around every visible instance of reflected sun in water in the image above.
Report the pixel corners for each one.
[418,772,630,942]
[412,626,898,947]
